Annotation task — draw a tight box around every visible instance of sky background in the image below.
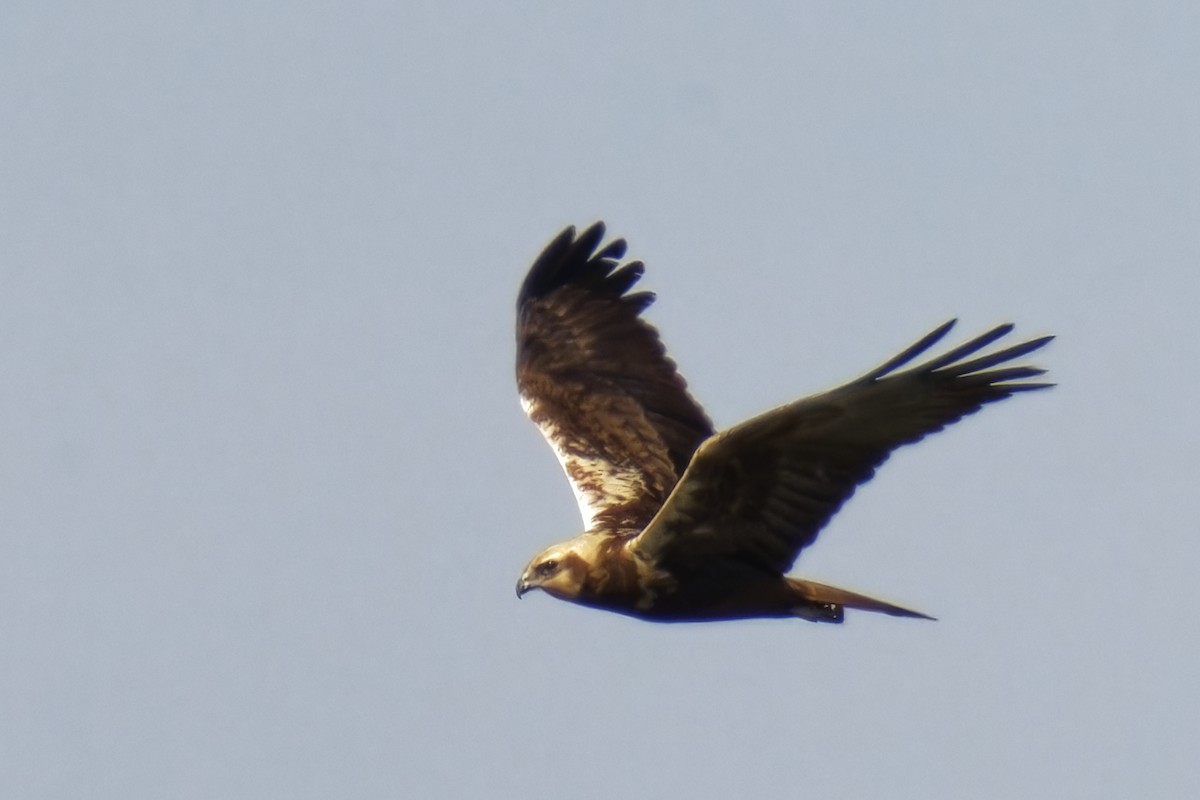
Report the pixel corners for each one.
[2,2,1197,798]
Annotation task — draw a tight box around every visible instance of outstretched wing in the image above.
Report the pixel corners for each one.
[516,223,714,531]
[631,320,1052,574]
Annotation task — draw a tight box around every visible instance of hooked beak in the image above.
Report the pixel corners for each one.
[515,576,530,598]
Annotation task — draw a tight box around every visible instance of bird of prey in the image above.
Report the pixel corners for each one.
[514,222,1051,623]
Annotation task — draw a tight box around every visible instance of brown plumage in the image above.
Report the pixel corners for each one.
[514,222,1052,623]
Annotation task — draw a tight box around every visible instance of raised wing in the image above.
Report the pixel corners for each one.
[516,223,714,531]
[631,320,1052,573]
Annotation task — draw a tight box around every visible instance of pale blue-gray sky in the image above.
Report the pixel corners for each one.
[2,2,1197,798]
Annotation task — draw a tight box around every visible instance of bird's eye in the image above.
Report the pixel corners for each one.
[537,559,559,576]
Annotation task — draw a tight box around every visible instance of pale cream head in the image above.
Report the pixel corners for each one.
[515,534,603,601]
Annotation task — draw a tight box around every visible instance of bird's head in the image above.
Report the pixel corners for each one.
[515,535,597,601]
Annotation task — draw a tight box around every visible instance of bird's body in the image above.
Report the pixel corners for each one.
[514,223,1052,623]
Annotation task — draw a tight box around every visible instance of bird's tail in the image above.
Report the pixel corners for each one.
[787,577,935,623]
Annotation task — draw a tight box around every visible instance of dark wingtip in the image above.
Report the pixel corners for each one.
[866,321,1055,393]
[516,221,648,312]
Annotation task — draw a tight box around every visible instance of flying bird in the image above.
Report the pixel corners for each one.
[514,223,1051,623]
